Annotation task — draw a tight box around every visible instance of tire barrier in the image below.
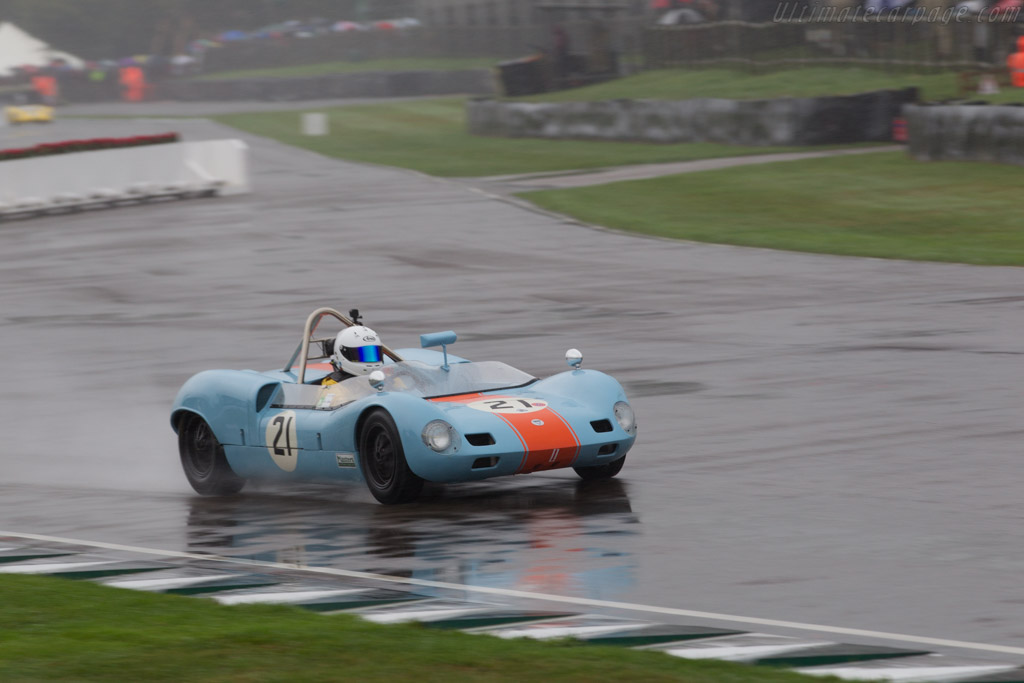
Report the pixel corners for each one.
[156,69,496,102]
[905,103,1024,166]
[466,88,918,146]
[0,139,249,221]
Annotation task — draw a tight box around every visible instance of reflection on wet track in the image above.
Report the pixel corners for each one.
[188,479,636,598]
[0,478,637,604]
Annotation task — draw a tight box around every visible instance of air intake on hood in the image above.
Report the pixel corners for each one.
[466,433,496,446]
[591,419,613,433]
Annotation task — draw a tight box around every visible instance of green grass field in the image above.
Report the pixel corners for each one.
[518,67,956,101]
[196,57,499,80]
[515,66,1024,103]
[0,574,829,682]
[213,98,875,177]
[521,151,1024,266]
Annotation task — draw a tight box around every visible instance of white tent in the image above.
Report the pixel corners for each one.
[0,22,83,76]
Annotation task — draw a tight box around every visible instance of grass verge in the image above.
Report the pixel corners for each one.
[517,66,1024,104]
[213,98,878,177]
[0,574,829,682]
[196,57,500,80]
[517,67,956,102]
[520,151,1024,266]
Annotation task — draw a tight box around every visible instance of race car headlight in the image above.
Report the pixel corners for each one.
[422,420,457,452]
[613,401,636,434]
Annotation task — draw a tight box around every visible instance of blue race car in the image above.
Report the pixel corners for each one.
[171,307,636,504]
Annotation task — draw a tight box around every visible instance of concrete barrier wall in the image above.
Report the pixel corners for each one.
[0,139,249,213]
[905,104,1024,166]
[180,140,250,196]
[467,89,917,146]
[157,69,496,102]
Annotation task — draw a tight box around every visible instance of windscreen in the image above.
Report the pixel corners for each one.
[271,360,536,410]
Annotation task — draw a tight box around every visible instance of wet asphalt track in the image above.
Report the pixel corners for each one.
[2,113,1024,662]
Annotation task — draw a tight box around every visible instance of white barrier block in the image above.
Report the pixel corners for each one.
[301,112,328,136]
[0,139,250,206]
[182,140,249,195]
[0,136,249,205]
[15,197,44,209]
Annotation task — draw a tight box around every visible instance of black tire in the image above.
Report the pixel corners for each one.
[573,454,626,481]
[358,410,424,505]
[178,413,246,495]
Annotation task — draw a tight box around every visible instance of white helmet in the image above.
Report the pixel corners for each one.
[332,326,384,376]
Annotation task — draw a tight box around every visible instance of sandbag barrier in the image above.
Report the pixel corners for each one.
[905,103,1024,166]
[157,69,496,101]
[0,184,224,221]
[467,89,918,146]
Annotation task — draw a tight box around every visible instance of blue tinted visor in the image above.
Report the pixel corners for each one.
[343,345,382,363]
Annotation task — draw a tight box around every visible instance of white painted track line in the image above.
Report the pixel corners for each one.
[214,589,365,605]
[0,560,113,574]
[489,622,652,641]
[362,607,490,624]
[664,638,833,662]
[797,662,1020,681]
[103,575,233,591]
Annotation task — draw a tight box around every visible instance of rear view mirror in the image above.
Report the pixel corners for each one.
[419,330,457,372]
[420,331,457,348]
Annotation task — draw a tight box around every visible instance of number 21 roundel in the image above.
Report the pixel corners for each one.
[266,410,298,471]
[467,398,548,414]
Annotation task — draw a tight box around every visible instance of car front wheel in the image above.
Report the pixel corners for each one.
[178,413,246,495]
[359,410,424,505]
[573,455,626,481]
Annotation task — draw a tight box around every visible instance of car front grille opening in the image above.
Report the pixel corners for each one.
[591,419,613,433]
[472,456,499,470]
[597,444,617,456]
[466,433,496,446]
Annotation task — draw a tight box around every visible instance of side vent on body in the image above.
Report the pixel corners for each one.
[472,457,499,469]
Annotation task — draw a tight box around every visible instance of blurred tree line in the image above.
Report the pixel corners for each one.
[0,0,412,59]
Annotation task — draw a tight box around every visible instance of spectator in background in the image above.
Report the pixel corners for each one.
[1007,36,1024,87]
[973,19,992,63]
[31,73,58,105]
[552,24,570,78]
[119,65,147,102]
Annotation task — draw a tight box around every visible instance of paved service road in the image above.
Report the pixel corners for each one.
[2,116,1024,662]
[469,145,903,192]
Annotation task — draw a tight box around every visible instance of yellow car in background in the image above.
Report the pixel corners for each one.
[5,104,54,124]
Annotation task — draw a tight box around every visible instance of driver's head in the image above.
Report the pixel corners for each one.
[332,326,384,376]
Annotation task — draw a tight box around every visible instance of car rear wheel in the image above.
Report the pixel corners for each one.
[573,455,626,481]
[359,410,424,505]
[178,413,246,495]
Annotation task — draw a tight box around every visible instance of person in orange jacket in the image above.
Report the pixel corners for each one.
[119,66,147,102]
[31,75,58,105]
[1007,36,1024,87]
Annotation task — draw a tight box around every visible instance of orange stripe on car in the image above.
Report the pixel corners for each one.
[429,394,580,474]
[497,409,580,474]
